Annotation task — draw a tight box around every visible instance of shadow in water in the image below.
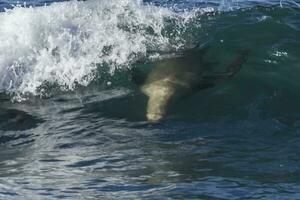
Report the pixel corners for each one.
[81,92,149,122]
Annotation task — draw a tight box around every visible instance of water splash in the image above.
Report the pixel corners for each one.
[0,0,205,100]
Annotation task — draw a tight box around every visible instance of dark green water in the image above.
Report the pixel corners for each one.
[0,0,300,199]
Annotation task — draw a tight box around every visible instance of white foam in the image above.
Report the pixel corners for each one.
[0,0,205,99]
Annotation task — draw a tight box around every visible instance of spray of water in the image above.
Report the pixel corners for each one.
[0,0,211,100]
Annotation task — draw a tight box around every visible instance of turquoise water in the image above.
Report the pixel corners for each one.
[0,0,300,199]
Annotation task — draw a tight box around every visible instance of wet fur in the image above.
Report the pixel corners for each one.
[134,48,249,121]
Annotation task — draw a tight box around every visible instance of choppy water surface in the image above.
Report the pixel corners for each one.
[0,0,300,199]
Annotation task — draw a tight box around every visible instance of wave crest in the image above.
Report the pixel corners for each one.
[0,0,205,99]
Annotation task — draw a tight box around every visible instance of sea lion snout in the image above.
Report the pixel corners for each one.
[141,77,176,121]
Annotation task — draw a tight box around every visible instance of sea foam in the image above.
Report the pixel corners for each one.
[0,0,209,100]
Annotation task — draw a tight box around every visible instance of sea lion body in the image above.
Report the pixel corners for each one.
[141,55,206,121]
[137,48,249,121]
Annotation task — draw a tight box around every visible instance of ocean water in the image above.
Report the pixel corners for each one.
[0,0,300,199]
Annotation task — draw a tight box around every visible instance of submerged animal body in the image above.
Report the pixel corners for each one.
[138,48,249,121]
[141,55,204,121]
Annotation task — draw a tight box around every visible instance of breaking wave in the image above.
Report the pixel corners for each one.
[0,0,210,100]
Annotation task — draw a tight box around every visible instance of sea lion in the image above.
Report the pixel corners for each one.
[134,47,249,121]
[0,108,44,131]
